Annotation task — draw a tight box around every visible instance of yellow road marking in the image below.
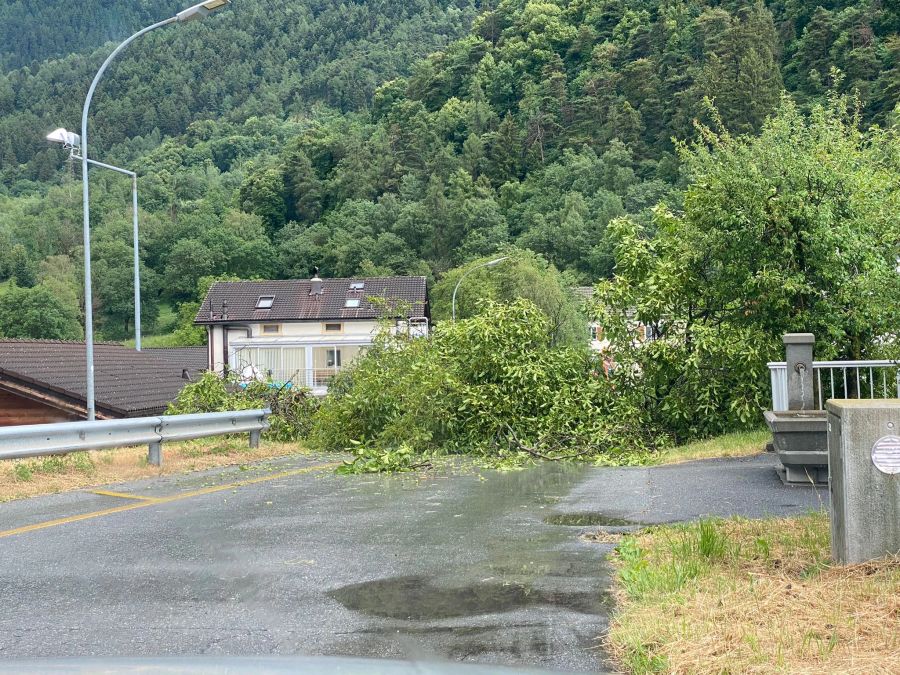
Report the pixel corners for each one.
[90,489,158,501]
[0,462,338,540]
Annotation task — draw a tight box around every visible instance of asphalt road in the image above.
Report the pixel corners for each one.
[0,452,826,673]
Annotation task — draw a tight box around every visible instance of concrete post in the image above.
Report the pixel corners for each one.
[249,429,261,449]
[784,333,815,411]
[826,400,900,564]
[148,441,162,467]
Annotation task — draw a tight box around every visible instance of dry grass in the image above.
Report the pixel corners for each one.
[652,429,770,465]
[0,438,310,502]
[605,513,900,674]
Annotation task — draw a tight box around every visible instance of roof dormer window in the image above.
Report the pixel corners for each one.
[256,295,275,309]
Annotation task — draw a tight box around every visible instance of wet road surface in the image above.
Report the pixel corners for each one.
[0,453,825,672]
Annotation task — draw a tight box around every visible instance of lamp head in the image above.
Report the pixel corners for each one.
[176,0,230,22]
[46,128,80,149]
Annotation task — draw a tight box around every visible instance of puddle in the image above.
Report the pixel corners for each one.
[544,512,638,527]
[327,575,607,620]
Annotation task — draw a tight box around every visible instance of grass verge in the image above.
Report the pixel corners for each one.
[651,429,770,465]
[605,513,900,674]
[0,438,308,502]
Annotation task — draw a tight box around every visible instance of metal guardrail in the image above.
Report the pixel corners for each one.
[0,409,270,467]
[768,360,900,411]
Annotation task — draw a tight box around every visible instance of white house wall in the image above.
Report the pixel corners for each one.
[209,320,401,385]
[247,320,381,338]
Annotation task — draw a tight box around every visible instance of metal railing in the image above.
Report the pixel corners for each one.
[0,409,270,467]
[232,367,342,391]
[768,361,900,411]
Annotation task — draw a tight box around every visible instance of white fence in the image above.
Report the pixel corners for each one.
[768,360,900,411]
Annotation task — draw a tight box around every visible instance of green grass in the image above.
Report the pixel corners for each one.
[122,332,185,348]
[650,429,769,465]
[121,302,190,348]
[12,452,95,482]
[154,302,178,333]
[0,279,12,295]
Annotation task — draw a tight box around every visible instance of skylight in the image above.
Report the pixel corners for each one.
[345,298,361,308]
[349,281,365,291]
[256,295,275,309]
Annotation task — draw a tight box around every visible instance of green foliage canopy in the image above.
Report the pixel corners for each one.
[596,95,900,441]
[0,283,83,340]
[168,371,319,442]
[311,299,655,470]
[430,248,587,346]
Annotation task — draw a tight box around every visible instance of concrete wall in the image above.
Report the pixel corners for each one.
[247,320,380,338]
[827,400,900,564]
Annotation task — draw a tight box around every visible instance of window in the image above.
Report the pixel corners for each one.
[349,281,365,290]
[326,349,342,368]
[261,324,280,335]
[323,323,342,332]
[344,298,360,308]
[590,325,598,341]
[256,295,275,309]
[256,347,280,379]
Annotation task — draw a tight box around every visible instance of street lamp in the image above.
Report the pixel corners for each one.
[177,0,230,21]
[48,128,143,353]
[77,0,230,420]
[451,256,509,321]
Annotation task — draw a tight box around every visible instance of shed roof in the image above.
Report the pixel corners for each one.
[0,340,207,418]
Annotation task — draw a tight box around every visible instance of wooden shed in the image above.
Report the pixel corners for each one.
[0,340,207,426]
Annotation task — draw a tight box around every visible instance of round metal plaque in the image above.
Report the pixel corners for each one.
[871,435,900,475]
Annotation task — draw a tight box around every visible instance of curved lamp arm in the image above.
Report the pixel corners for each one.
[79,18,175,420]
[79,1,230,419]
[451,256,509,321]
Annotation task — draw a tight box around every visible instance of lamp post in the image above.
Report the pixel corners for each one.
[451,256,509,322]
[47,129,142,352]
[76,0,230,420]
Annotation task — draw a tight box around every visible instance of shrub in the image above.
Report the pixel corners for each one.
[167,371,318,442]
[310,299,656,470]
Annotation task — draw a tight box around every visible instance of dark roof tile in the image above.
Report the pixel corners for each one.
[195,277,427,324]
[0,340,206,417]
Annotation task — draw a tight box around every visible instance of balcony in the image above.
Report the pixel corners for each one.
[230,344,367,395]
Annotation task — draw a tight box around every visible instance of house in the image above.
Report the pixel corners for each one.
[0,340,207,426]
[574,286,657,353]
[194,272,428,394]
[574,286,609,352]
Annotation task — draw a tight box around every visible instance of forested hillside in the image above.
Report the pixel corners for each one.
[0,1,185,69]
[0,0,897,343]
[0,0,479,183]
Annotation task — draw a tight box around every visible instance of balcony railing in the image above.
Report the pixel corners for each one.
[233,366,343,392]
[768,360,900,411]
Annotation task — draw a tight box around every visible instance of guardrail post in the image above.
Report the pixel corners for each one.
[148,441,162,466]
[249,429,261,449]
